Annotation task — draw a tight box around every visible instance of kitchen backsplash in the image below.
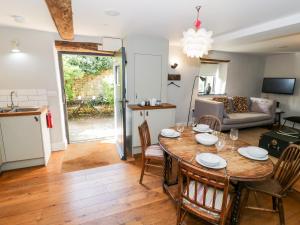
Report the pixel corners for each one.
[0,89,48,108]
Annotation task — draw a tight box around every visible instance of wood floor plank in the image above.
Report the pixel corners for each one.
[1,142,300,225]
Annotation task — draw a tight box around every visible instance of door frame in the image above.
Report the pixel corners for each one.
[57,51,115,144]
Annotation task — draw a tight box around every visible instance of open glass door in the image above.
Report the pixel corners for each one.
[114,47,128,160]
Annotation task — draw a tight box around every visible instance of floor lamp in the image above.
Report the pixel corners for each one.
[186,75,206,126]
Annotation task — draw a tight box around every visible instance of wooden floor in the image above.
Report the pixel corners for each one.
[0,142,300,224]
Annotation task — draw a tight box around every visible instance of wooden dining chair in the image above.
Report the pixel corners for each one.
[197,115,222,131]
[177,160,234,225]
[138,120,164,184]
[241,144,300,225]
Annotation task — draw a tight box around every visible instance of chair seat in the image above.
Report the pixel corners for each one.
[245,178,283,197]
[145,145,163,158]
[183,181,231,218]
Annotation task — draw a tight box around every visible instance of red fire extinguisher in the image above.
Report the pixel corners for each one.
[46,110,53,128]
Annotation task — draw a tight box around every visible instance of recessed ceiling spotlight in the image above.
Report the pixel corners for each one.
[104,9,120,16]
[11,15,25,23]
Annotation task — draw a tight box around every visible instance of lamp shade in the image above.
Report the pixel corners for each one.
[182,28,213,58]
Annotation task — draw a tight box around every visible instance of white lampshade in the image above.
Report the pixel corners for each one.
[182,28,213,58]
[11,40,21,53]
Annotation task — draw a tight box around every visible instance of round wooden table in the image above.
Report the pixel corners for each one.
[158,127,274,225]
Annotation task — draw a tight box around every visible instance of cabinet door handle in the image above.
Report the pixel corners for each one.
[34,116,39,122]
[140,111,143,116]
[146,111,149,116]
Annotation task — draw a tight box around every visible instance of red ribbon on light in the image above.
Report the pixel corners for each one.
[194,6,202,30]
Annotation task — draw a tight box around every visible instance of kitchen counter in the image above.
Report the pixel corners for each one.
[0,106,48,117]
[128,103,176,111]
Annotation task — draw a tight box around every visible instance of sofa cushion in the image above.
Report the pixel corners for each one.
[223,112,272,125]
[250,97,274,114]
[212,97,232,114]
[232,96,249,113]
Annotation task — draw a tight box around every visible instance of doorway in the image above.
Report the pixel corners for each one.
[59,53,115,143]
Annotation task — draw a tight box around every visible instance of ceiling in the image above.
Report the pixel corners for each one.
[1,0,300,54]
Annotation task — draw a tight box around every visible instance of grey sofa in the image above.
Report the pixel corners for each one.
[194,97,276,131]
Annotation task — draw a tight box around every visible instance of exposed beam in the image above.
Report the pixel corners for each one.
[55,41,115,56]
[45,0,74,40]
[200,57,230,63]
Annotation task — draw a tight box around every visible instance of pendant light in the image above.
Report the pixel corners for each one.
[182,6,213,58]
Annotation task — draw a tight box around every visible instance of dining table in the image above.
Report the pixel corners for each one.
[158,127,274,225]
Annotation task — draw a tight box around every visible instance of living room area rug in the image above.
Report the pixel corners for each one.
[61,139,121,173]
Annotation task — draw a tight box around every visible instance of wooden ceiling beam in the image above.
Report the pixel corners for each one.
[200,57,230,63]
[45,0,74,40]
[55,41,115,56]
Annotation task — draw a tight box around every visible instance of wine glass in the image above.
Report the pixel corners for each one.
[230,128,239,150]
[176,123,185,133]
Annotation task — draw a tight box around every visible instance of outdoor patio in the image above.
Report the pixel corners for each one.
[68,117,115,142]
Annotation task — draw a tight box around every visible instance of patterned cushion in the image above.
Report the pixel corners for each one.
[145,145,163,158]
[212,97,232,114]
[183,181,230,218]
[250,97,274,114]
[232,96,249,113]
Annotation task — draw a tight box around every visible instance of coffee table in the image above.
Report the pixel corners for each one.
[259,127,300,158]
[283,116,300,128]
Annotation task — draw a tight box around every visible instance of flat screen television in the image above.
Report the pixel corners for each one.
[262,78,296,95]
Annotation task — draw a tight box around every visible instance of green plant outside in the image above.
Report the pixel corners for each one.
[62,55,114,103]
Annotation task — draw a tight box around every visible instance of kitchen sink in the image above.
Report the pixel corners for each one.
[12,107,39,112]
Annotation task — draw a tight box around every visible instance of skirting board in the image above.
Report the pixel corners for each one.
[1,158,45,171]
[51,141,67,151]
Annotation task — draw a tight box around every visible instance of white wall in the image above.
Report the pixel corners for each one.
[0,26,102,151]
[124,35,169,104]
[263,53,300,126]
[168,46,265,123]
[0,26,67,150]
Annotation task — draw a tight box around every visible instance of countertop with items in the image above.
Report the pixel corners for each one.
[0,106,48,117]
[128,103,176,111]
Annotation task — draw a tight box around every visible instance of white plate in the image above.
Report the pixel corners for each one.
[197,153,220,167]
[196,154,227,169]
[160,131,180,138]
[195,133,218,146]
[196,124,209,131]
[193,127,213,133]
[161,128,176,136]
[238,147,268,161]
[245,146,268,158]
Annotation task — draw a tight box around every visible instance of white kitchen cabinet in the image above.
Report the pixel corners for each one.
[0,125,4,173]
[0,111,51,171]
[1,115,44,161]
[129,104,176,155]
[132,110,146,147]
[146,109,175,144]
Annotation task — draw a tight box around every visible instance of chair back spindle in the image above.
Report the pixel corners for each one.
[197,115,221,131]
[178,160,232,225]
[138,120,152,155]
[273,144,300,194]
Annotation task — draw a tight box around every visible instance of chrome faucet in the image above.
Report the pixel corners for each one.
[9,91,17,109]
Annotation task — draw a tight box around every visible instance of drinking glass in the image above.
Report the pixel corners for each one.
[176,123,185,133]
[215,135,226,152]
[230,128,239,150]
